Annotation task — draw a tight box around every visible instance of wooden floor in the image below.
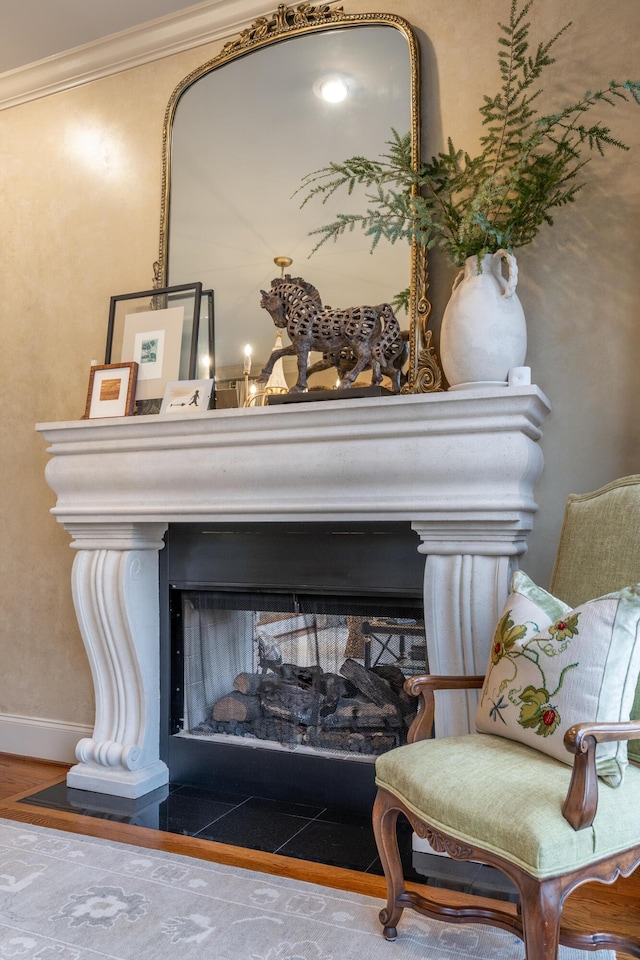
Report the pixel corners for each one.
[0,753,638,957]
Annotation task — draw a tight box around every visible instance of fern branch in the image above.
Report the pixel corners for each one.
[296,1,640,268]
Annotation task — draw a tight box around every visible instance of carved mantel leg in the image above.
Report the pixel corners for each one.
[64,522,169,798]
[412,522,529,737]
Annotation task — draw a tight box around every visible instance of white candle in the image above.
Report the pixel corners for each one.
[243,344,252,375]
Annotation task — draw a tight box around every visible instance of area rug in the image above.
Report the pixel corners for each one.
[0,818,613,960]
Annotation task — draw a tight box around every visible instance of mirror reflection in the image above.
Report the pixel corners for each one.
[164,15,425,403]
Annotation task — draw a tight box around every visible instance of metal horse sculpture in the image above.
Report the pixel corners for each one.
[305,334,409,390]
[257,276,407,393]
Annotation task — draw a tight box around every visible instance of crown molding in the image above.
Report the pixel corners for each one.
[0,0,277,112]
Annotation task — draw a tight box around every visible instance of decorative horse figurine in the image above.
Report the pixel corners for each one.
[305,333,410,391]
[257,275,407,393]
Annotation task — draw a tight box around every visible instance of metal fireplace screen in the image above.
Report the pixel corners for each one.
[175,590,427,757]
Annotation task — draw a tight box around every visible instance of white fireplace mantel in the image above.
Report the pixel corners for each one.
[38,386,550,798]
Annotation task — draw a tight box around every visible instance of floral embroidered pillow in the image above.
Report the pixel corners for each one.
[475,571,640,786]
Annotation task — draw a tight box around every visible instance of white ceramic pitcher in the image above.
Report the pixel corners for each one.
[440,249,527,389]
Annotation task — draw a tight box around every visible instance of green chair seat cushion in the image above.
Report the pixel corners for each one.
[375,734,640,879]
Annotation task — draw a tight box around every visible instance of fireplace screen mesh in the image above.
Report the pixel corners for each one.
[177,590,427,757]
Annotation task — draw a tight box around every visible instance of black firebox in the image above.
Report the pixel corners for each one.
[159,522,426,814]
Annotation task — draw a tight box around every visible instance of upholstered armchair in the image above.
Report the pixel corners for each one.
[373,476,640,960]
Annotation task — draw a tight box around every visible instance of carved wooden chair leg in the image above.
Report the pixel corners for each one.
[517,874,564,960]
[372,788,408,940]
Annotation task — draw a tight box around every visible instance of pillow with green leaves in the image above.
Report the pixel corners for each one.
[475,571,640,786]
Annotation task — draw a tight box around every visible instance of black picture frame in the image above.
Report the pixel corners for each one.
[198,289,215,383]
[105,283,204,391]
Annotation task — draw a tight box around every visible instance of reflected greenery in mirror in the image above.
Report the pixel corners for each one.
[159,4,441,400]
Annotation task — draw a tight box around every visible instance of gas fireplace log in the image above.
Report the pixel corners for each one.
[259,679,320,725]
[278,663,301,683]
[252,716,302,745]
[232,667,356,703]
[279,663,324,687]
[357,701,403,728]
[233,672,264,696]
[212,691,262,722]
[371,663,407,692]
[322,696,403,729]
[319,672,351,702]
[339,658,404,711]
[370,665,418,725]
[203,716,303,746]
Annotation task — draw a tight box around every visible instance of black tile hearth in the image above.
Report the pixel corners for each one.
[277,816,380,871]
[18,780,514,900]
[195,797,324,853]
[160,789,241,836]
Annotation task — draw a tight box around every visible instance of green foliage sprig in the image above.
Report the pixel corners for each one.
[297,0,640,270]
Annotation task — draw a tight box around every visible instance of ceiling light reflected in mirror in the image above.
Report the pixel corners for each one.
[314,75,349,103]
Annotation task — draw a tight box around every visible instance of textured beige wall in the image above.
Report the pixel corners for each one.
[354,0,640,584]
[0,43,225,725]
[0,0,638,732]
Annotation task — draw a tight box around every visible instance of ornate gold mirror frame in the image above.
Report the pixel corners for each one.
[158,3,441,394]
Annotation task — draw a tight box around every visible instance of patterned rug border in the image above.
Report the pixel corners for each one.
[0,818,615,960]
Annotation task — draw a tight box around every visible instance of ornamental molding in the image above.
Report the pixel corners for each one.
[221,3,344,55]
[0,0,343,111]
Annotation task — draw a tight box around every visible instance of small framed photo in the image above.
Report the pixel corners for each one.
[160,379,214,414]
[84,363,138,419]
[104,283,204,405]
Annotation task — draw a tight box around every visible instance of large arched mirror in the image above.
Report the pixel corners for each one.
[159,4,440,405]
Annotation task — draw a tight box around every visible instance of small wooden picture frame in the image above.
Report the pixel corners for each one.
[84,362,138,419]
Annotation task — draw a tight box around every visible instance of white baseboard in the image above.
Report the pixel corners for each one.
[0,714,92,765]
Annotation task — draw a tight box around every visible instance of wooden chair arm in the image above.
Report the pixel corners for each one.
[404,674,485,744]
[562,719,640,831]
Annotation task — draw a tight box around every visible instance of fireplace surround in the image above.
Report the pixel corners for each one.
[37,386,550,799]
